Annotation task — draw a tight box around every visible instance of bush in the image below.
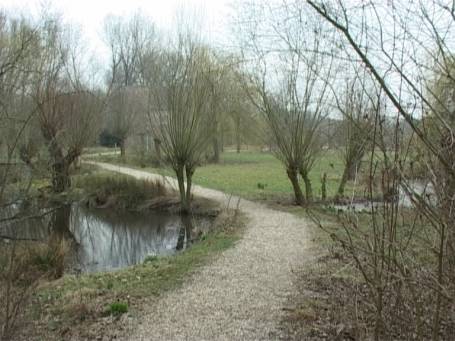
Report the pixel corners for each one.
[107,302,128,316]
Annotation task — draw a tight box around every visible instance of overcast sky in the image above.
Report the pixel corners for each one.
[1,0,233,62]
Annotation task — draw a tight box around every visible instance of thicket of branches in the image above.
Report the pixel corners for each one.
[302,0,455,339]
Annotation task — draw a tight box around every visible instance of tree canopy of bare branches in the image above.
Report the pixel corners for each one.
[306,0,455,338]
[144,35,217,212]
[103,13,156,157]
[236,1,334,204]
[334,75,376,198]
[33,17,103,192]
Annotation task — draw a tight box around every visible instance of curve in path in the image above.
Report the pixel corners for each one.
[85,161,312,340]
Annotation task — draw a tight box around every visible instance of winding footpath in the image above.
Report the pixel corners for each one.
[85,161,313,341]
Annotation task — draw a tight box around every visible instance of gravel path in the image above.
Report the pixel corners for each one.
[86,161,313,340]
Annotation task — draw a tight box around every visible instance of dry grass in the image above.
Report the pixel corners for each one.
[74,173,168,209]
[0,240,68,340]
[280,211,455,340]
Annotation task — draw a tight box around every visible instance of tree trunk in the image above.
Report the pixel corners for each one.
[347,158,360,180]
[338,155,361,198]
[74,156,81,170]
[139,134,146,161]
[301,169,313,202]
[287,167,305,205]
[48,205,72,278]
[212,137,220,163]
[185,166,194,212]
[321,172,327,201]
[337,165,350,198]
[175,165,189,213]
[51,161,71,193]
[154,138,162,166]
[176,215,193,251]
[119,138,126,159]
[42,127,73,193]
[50,204,72,240]
[176,225,186,251]
[235,115,241,153]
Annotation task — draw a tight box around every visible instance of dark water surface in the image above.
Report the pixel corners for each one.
[0,204,212,273]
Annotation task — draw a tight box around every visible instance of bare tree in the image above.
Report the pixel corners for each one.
[144,35,216,212]
[33,17,103,193]
[103,13,156,158]
[236,1,333,204]
[104,86,145,158]
[335,76,376,198]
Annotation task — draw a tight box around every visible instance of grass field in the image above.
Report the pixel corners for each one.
[88,150,359,202]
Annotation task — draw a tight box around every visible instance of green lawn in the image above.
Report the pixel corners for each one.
[191,151,347,200]
[88,150,354,201]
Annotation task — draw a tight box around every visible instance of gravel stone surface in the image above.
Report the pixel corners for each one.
[87,162,313,341]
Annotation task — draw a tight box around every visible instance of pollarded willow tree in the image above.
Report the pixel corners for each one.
[32,17,104,193]
[236,1,334,205]
[334,75,376,198]
[143,34,217,212]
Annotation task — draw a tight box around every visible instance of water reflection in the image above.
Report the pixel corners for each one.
[176,215,198,251]
[0,204,212,273]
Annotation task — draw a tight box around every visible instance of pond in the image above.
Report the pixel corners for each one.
[0,204,213,273]
[326,181,436,212]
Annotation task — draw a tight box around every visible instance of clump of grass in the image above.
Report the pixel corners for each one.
[1,239,69,339]
[75,173,167,209]
[28,239,69,279]
[143,255,158,264]
[2,240,69,284]
[106,302,128,316]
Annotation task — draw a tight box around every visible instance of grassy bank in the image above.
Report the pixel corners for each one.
[17,210,244,340]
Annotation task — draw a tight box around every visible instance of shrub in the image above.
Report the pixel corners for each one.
[107,302,128,316]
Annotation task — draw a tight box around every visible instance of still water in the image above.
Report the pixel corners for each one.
[327,181,436,212]
[0,204,212,273]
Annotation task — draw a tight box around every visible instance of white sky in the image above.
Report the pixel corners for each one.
[0,0,233,62]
